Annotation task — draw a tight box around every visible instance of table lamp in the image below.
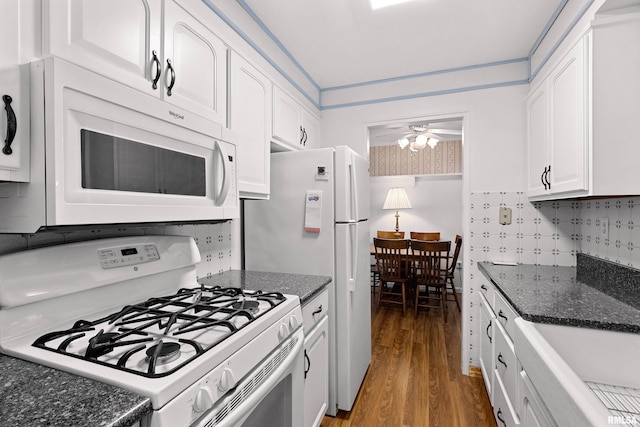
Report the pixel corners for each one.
[382,187,412,238]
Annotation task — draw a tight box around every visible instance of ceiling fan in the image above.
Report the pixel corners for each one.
[397,124,461,151]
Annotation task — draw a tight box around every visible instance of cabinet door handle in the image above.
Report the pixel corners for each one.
[541,167,547,190]
[151,50,161,90]
[2,95,16,155]
[304,349,311,379]
[486,320,492,343]
[496,408,507,427]
[498,309,508,323]
[497,352,507,369]
[481,284,487,292]
[312,305,322,316]
[302,127,307,146]
[546,164,551,190]
[166,59,176,96]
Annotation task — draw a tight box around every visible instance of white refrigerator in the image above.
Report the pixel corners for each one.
[243,146,371,416]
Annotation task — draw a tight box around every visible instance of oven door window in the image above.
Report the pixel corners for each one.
[241,375,293,427]
[81,129,206,196]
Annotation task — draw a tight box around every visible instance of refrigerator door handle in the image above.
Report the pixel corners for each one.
[347,223,358,293]
[349,158,359,222]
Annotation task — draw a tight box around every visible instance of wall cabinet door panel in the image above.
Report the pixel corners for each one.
[229,52,270,199]
[0,1,29,182]
[164,0,227,124]
[45,0,161,96]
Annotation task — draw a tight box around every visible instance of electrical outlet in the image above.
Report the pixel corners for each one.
[601,217,609,240]
[499,207,512,225]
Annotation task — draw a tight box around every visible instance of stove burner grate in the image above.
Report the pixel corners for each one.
[31,285,287,378]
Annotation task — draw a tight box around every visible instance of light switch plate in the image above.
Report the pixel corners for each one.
[499,207,512,225]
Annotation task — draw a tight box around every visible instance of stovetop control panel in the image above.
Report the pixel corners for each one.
[98,243,160,269]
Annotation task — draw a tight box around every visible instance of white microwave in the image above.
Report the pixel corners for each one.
[0,57,238,233]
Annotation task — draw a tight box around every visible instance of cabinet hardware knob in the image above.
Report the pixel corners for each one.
[151,50,161,90]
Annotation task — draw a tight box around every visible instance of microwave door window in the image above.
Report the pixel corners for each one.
[81,130,205,196]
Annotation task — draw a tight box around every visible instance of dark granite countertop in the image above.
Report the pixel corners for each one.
[198,269,332,305]
[478,261,640,334]
[0,270,329,427]
[0,354,151,427]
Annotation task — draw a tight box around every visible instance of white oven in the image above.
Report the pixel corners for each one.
[0,235,304,427]
[0,57,238,233]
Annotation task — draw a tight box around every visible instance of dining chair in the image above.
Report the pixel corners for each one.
[444,235,462,311]
[372,231,404,293]
[377,230,405,239]
[410,231,440,241]
[411,239,451,321]
[373,238,411,315]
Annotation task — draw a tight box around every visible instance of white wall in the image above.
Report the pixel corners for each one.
[369,175,463,246]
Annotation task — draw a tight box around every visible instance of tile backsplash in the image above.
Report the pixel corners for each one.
[467,192,640,368]
[0,221,234,279]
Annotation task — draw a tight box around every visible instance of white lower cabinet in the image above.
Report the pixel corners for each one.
[519,369,557,427]
[479,292,495,405]
[302,288,329,427]
[304,315,328,427]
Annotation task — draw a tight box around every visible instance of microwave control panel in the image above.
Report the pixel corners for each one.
[98,244,160,269]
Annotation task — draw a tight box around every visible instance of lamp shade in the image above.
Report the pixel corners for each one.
[383,187,412,210]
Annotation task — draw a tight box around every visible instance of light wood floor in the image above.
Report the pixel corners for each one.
[321,288,496,427]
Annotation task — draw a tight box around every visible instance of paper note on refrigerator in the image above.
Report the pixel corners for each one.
[304,190,322,233]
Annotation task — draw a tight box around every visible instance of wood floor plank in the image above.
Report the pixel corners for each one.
[321,291,496,427]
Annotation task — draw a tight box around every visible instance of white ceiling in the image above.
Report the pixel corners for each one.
[242,0,564,89]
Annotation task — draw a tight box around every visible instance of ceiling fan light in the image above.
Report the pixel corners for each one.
[398,137,410,149]
[409,140,419,152]
[415,134,428,148]
[427,137,439,149]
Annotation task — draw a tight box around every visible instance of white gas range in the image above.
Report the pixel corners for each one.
[0,235,304,427]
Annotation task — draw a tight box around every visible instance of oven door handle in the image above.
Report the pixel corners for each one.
[197,333,303,427]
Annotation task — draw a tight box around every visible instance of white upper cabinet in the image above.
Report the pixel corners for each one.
[229,51,271,199]
[527,36,588,200]
[163,0,227,124]
[272,85,320,150]
[45,0,227,124]
[527,10,640,200]
[45,0,162,97]
[0,1,30,182]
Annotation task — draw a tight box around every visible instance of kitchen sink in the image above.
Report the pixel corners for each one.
[514,318,640,427]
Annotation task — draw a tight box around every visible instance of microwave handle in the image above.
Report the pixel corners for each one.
[215,140,231,205]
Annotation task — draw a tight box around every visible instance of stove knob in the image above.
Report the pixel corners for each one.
[288,315,299,330]
[218,368,236,392]
[278,323,290,340]
[193,386,214,413]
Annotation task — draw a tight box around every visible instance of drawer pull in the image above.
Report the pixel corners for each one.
[497,352,507,369]
[486,320,492,343]
[481,284,487,292]
[498,309,508,322]
[496,408,507,427]
[312,305,322,316]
